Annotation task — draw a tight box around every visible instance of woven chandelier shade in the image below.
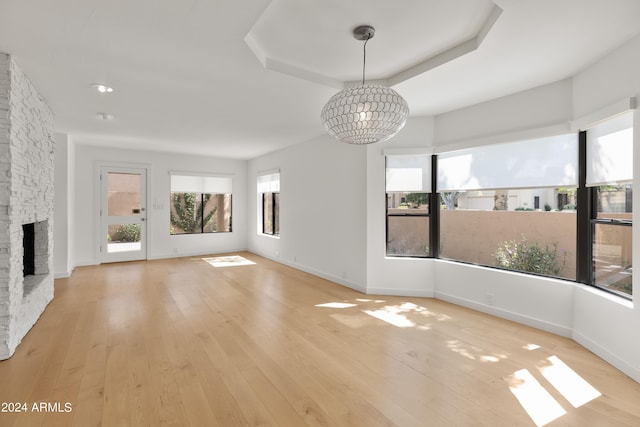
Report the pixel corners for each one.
[321,84,409,144]
[320,25,409,144]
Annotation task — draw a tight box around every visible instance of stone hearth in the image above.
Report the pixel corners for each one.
[0,53,55,360]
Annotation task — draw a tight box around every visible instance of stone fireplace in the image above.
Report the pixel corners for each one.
[0,53,55,360]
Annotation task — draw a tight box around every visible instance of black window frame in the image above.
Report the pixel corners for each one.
[169,192,233,235]
[424,132,632,299]
[385,191,431,258]
[577,130,633,299]
[262,191,280,236]
[384,153,433,258]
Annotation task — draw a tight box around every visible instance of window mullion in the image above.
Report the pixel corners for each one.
[201,194,205,233]
[272,192,277,235]
[261,193,266,234]
[576,131,593,284]
[430,154,440,259]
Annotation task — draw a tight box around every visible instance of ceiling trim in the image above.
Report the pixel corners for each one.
[387,4,502,86]
[245,3,502,89]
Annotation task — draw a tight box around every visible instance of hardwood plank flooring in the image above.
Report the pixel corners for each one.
[1,252,640,426]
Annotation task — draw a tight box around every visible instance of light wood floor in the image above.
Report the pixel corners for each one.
[1,253,640,426]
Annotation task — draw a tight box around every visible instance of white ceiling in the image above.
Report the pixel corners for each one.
[0,0,639,160]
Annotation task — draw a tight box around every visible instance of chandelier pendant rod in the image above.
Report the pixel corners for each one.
[362,35,370,85]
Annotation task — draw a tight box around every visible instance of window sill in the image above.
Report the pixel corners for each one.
[573,282,634,308]
[259,233,280,240]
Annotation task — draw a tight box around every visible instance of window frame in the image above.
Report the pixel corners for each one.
[262,191,280,236]
[577,115,634,299]
[385,191,431,258]
[257,171,280,237]
[385,153,432,258]
[169,173,233,236]
[426,122,633,299]
[169,192,233,235]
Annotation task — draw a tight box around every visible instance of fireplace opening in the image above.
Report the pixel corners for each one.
[23,223,35,277]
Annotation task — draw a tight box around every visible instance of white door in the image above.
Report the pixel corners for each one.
[100,167,147,263]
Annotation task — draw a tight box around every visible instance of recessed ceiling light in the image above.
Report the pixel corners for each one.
[91,83,114,93]
[96,112,114,120]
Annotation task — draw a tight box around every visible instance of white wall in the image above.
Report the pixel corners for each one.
[72,144,247,267]
[54,133,76,278]
[53,134,71,277]
[247,134,367,291]
[434,261,575,336]
[434,79,573,153]
[434,79,573,149]
[365,116,436,296]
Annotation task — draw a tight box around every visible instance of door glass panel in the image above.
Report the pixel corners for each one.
[107,223,142,253]
[105,171,144,256]
[108,172,141,216]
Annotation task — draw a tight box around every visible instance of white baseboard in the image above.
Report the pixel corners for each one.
[54,271,72,279]
[436,291,572,337]
[148,247,249,261]
[366,288,434,298]
[573,330,640,384]
[249,249,366,294]
[74,259,98,268]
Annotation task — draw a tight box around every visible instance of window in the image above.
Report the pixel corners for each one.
[381,110,634,298]
[586,112,633,297]
[437,134,579,279]
[386,154,431,257]
[258,172,280,236]
[170,174,232,234]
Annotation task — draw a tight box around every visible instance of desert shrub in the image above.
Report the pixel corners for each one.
[118,223,141,242]
[494,236,567,276]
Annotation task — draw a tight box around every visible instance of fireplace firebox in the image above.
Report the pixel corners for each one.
[23,223,35,277]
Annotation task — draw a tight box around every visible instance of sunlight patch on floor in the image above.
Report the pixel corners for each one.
[315,302,358,309]
[362,302,453,329]
[364,307,416,328]
[447,340,479,360]
[506,369,567,427]
[329,313,378,329]
[446,340,507,362]
[202,255,256,267]
[524,343,541,351]
[355,298,386,303]
[537,356,601,408]
[479,355,502,363]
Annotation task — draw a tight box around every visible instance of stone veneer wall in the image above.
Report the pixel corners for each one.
[0,53,55,359]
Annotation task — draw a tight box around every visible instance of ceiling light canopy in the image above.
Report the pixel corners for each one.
[321,25,409,144]
[91,83,114,93]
